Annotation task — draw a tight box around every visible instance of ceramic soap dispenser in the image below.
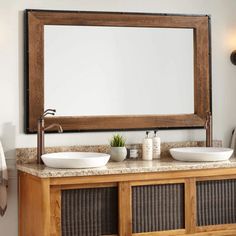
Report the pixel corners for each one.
[153,130,161,159]
[142,131,153,160]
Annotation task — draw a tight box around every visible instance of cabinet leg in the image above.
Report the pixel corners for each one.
[119,182,132,236]
[185,178,197,234]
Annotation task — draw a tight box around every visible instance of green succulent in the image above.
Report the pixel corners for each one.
[110,134,126,147]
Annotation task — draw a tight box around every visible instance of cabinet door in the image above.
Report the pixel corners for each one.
[61,187,118,236]
[197,179,236,226]
[132,183,185,233]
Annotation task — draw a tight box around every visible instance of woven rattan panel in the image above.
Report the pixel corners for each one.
[61,187,118,236]
[197,179,236,226]
[132,183,185,233]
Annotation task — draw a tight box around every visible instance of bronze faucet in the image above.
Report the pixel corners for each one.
[205,112,212,147]
[37,109,63,164]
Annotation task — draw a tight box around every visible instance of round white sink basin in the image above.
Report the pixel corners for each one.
[170,147,233,162]
[41,152,110,168]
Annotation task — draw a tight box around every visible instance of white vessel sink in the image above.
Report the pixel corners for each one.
[170,147,233,162]
[41,152,110,168]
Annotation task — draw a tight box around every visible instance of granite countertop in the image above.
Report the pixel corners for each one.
[17,157,236,178]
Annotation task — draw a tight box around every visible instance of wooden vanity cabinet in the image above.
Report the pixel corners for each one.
[18,168,236,236]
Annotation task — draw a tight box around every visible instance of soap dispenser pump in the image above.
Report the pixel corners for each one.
[142,131,153,160]
[153,130,161,159]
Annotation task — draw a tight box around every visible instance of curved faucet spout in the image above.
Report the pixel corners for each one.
[44,123,63,133]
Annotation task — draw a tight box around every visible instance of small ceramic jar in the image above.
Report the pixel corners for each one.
[110,147,127,162]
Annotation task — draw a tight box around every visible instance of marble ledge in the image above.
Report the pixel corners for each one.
[16,157,236,179]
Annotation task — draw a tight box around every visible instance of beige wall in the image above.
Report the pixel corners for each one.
[1,0,236,235]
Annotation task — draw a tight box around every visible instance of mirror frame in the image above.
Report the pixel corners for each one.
[25,10,211,133]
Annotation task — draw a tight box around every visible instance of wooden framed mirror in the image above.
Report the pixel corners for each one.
[25,10,211,133]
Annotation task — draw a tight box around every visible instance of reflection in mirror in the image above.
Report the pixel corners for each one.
[44,26,194,116]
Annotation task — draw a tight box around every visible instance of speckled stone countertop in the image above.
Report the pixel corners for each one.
[17,157,236,179]
[17,140,230,178]
[16,140,222,164]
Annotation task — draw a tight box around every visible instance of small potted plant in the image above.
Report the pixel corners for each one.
[110,134,127,162]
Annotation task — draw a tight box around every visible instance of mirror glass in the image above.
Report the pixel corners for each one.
[44,25,194,116]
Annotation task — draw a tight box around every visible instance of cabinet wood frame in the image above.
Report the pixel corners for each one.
[19,168,236,236]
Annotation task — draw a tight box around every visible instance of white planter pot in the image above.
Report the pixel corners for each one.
[110,147,127,162]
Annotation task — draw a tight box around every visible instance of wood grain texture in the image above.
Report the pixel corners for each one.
[50,187,61,236]
[196,174,236,181]
[197,224,236,232]
[119,182,132,236]
[184,229,236,236]
[18,172,50,236]
[25,10,211,132]
[43,114,204,132]
[19,168,236,236]
[185,178,197,234]
[27,12,44,132]
[132,229,186,235]
[131,178,185,186]
[58,182,117,190]
[194,21,211,119]
[28,11,207,27]
[132,229,185,236]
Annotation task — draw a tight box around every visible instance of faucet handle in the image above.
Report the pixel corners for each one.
[41,109,56,119]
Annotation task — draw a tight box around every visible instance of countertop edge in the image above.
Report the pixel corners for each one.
[16,159,236,178]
